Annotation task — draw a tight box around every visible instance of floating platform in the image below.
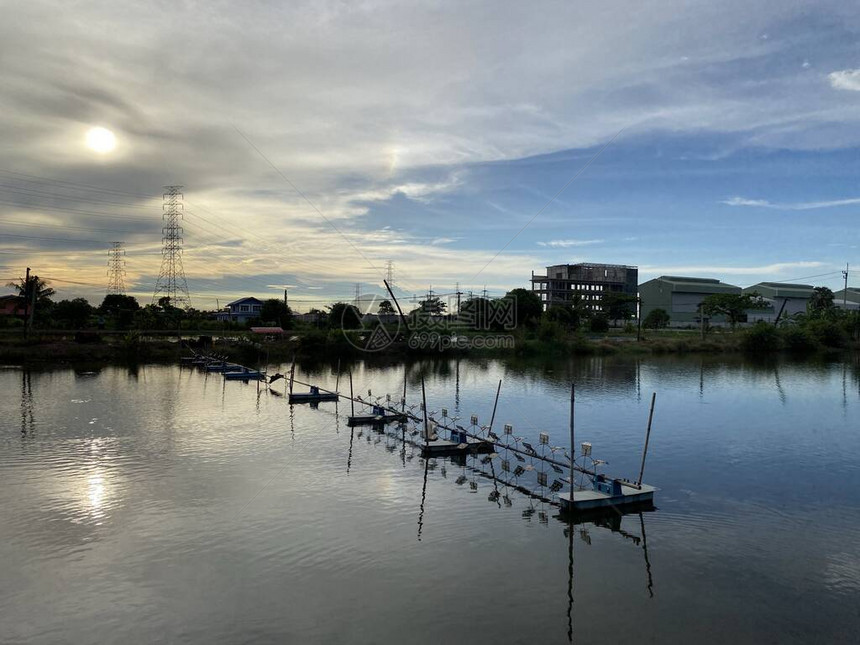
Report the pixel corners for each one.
[421,434,494,456]
[289,387,340,404]
[558,476,655,512]
[206,363,244,373]
[347,410,407,427]
[224,369,264,381]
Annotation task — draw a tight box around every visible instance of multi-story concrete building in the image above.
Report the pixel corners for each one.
[530,263,638,312]
[638,275,741,325]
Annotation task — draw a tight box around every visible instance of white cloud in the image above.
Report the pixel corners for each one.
[641,261,825,276]
[537,239,604,248]
[828,68,860,91]
[722,196,860,210]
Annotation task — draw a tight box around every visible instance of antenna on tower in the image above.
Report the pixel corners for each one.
[107,241,127,295]
[153,186,191,308]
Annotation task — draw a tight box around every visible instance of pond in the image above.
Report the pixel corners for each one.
[1,354,859,643]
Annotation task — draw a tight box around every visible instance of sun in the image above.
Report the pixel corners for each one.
[85,127,117,153]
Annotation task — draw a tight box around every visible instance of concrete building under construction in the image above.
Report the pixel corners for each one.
[530,263,638,312]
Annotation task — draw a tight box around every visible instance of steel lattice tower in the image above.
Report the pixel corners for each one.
[385,260,395,290]
[152,186,191,308]
[106,241,127,295]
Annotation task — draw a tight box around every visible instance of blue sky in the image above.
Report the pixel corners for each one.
[1,0,859,309]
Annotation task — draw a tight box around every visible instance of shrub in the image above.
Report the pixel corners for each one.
[589,314,609,333]
[643,308,670,329]
[537,319,566,344]
[805,319,848,348]
[780,326,817,353]
[742,322,782,353]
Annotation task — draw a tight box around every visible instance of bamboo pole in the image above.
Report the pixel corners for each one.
[488,379,502,434]
[569,383,575,491]
[289,354,296,395]
[421,376,429,447]
[281,373,604,480]
[637,392,657,486]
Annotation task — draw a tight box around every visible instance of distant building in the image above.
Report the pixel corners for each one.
[834,287,860,310]
[530,263,638,312]
[638,276,741,325]
[0,295,26,317]
[743,282,814,323]
[216,297,263,323]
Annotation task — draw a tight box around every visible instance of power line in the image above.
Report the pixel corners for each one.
[771,270,842,284]
[0,168,157,200]
[232,125,404,288]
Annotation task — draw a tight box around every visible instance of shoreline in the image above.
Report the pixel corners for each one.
[1,328,855,366]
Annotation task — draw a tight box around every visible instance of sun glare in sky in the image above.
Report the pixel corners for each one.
[85,126,117,153]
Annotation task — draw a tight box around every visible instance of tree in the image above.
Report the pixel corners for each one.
[99,294,140,329]
[603,292,637,327]
[53,298,94,329]
[643,308,670,329]
[459,297,494,330]
[134,304,164,330]
[700,292,768,330]
[328,302,362,329]
[503,288,543,329]
[418,296,447,316]
[589,313,610,333]
[6,275,55,306]
[378,300,396,315]
[99,294,140,314]
[260,298,293,328]
[809,287,835,316]
[545,304,574,327]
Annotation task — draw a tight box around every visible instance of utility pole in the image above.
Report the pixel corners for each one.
[23,267,30,339]
[284,288,289,309]
[28,272,37,334]
[455,281,462,316]
[843,264,850,307]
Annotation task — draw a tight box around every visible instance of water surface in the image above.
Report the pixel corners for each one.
[2,355,859,643]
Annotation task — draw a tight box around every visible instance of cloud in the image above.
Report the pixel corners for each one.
[641,261,825,276]
[828,69,860,91]
[722,196,860,210]
[4,1,860,306]
[537,239,604,248]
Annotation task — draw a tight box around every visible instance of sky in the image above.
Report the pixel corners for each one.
[1,0,859,311]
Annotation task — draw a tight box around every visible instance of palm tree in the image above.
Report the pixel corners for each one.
[6,275,55,305]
